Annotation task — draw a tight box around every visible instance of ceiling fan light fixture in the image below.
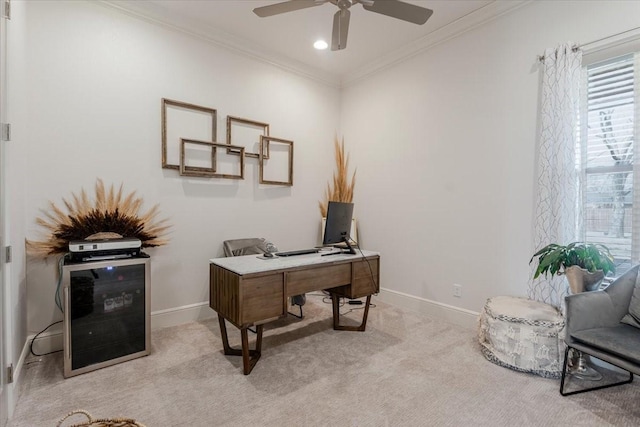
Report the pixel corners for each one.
[254,0,434,51]
[314,40,329,50]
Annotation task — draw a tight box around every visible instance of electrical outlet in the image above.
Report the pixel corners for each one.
[453,284,462,298]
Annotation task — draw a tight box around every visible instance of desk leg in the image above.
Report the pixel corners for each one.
[217,314,263,375]
[331,294,372,332]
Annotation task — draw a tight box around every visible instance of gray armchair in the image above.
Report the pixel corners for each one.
[561,264,640,395]
[222,238,306,318]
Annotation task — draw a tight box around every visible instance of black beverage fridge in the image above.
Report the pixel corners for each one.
[62,256,150,377]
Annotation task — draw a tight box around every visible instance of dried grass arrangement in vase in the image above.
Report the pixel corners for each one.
[319,137,357,217]
[27,179,170,258]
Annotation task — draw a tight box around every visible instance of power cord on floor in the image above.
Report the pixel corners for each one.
[30,320,63,357]
[312,291,377,315]
[31,254,67,357]
[339,302,376,317]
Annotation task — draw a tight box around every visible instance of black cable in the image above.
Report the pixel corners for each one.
[54,254,69,313]
[30,320,63,357]
[339,303,376,317]
[312,240,379,314]
[326,240,379,315]
[321,295,345,306]
[316,238,380,308]
[313,291,377,314]
[353,238,379,296]
[30,255,68,356]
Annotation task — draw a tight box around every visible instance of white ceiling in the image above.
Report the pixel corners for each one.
[107,0,527,86]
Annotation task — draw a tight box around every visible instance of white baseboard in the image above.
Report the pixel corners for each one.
[24,302,217,360]
[6,330,31,418]
[376,287,479,330]
[24,322,64,360]
[150,301,215,330]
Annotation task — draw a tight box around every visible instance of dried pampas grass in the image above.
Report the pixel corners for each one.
[319,137,356,217]
[27,179,170,257]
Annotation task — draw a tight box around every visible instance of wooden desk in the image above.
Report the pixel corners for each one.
[209,250,380,374]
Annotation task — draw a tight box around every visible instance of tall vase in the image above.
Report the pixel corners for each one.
[565,265,604,381]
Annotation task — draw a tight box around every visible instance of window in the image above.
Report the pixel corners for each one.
[580,52,640,270]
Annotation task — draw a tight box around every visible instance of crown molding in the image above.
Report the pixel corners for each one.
[98,1,532,90]
[341,0,533,87]
[98,1,342,88]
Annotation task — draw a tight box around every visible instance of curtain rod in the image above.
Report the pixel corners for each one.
[581,25,640,49]
[538,26,640,62]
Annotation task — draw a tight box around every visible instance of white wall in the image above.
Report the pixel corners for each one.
[340,0,640,315]
[14,0,640,350]
[20,1,341,338]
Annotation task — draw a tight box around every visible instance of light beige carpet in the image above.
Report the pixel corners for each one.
[9,296,640,426]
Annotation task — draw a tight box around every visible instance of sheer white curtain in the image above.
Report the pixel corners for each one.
[529,44,583,309]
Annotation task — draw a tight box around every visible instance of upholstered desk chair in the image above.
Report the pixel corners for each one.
[222,238,305,318]
[223,238,270,257]
[561,264,640,395]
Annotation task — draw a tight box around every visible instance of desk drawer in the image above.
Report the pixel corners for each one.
[286,263,351,296]
[328,258,379,299]
[242,275,284,324]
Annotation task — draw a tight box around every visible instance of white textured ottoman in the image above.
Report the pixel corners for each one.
[478,296,565,378]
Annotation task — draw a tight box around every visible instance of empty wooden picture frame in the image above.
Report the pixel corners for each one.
[162,98,217,170]
[226,116,270,159]
[259,136,293,186]
[180,138,245,179]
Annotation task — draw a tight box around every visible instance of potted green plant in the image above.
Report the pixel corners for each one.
[530,242,616,293]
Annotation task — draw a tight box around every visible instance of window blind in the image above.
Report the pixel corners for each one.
[581,53,639,263]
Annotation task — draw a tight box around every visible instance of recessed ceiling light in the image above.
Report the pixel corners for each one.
[314,40,328,50]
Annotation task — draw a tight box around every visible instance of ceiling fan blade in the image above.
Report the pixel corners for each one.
[253,0,327,18]
[362,0,433,25]
[331,8,350,51]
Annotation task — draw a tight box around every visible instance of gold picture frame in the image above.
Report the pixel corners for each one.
[162,98,217,170]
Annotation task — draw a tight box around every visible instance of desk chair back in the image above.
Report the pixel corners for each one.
[223,238,270,257]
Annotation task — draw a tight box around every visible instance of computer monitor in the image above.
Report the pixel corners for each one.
[322,201,356,254]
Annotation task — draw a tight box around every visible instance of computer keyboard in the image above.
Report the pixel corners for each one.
[275,248,320,257]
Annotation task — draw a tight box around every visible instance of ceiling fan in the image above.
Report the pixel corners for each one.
[253,0,433,51]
